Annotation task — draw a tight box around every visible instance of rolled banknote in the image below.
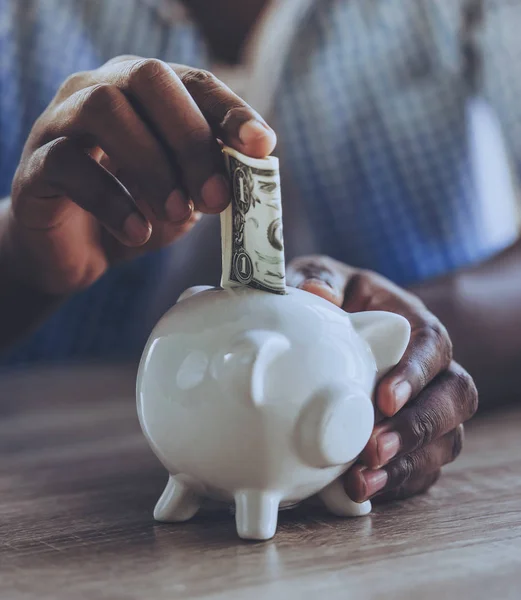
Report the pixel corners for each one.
[220,146,286,295]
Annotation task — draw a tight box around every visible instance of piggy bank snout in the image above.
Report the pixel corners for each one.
[295,386,374,469]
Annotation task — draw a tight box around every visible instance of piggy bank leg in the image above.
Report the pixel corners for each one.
[319,478,372,517]
[234,490,280,540]
[153,475,201,522]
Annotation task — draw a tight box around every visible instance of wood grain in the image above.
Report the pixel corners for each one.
[0,365,520,600]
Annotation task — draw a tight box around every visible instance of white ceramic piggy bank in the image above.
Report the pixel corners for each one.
[137,286,410,540]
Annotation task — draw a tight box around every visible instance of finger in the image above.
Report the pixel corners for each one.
[46,84,192,225]
[361,365,476,469]
[97,149,193,229]
[113,59,229,213]
[137,207,202,252]
[285,255,356,306]
[372,470,441,504]
[16,137,151,246]
[346,427,462,502]
[175,66,277,158]
[109,58,276,156]
[104,208,202,261]
[377,316,453,416]
[288,259,453,419]
[338,271,454,417]
[287,258,455,419]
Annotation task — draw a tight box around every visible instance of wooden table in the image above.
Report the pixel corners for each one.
[1,365,520,600]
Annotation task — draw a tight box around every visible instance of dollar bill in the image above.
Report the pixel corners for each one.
[220,146,286,294]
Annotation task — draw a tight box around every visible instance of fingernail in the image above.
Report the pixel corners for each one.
[298,278,341,305]
[239,119,272,146]
[165,190,192,223]
[393,380,412,414]
[122,213,151,245]
[362,469,388,499]
[376,431,401,467]
[201,174,229,211]
[298,277,333,291]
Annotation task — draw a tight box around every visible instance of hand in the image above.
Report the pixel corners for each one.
[287,256,478,504]
[7,56,276,295]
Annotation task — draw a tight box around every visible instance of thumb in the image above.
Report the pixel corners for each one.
[286,255,353,308]
[175,65,277,159]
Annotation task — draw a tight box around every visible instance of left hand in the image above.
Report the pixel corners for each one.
[287,255,478,504]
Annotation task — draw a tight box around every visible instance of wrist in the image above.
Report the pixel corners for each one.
[0,201,66,301]
[0,202,66,351]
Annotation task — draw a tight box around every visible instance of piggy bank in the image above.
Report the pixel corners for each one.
[137,286,410,540]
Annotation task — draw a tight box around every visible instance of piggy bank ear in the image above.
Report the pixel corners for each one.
[177,286,214,303]
[350,311,411,377]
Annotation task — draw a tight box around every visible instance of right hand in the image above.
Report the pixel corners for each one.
[7,56,276,295]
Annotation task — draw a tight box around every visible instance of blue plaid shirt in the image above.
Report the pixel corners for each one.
[2,0,521,364]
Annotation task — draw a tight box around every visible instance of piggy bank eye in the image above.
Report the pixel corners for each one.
[176,350,209,390]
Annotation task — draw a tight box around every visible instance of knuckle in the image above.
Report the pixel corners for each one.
[351,269,394,308]
[58,71,93,96]
[408,408,440,449]
[392,453,417,487]
[15,137,71,198]
[378,469,441,504]
[104,54,140,66]
[408,321,453,387]
[418,319,451,356]
[289,254,331,268]
[40,137,70,170]
[76,83,122,119]
[468,381,479,418]
[287,255,349,290]
[175,125,214,165]
[449,425,464,462]
[127,58,169,87]
[289,255,335,279]
[450,366,479,419]
[220,104,256,129]
[415,353,433,389]
[426,319,453,364]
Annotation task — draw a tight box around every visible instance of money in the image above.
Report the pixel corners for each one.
[220,146,286,295]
